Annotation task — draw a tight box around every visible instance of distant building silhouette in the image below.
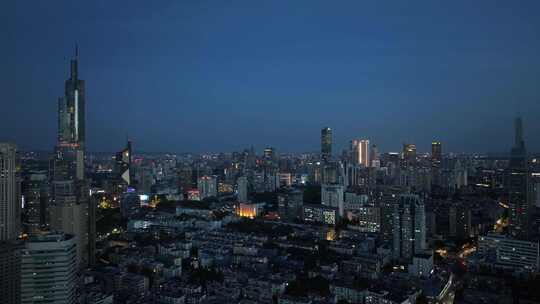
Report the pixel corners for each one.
[321,127,332,162]
[506,117,531,240]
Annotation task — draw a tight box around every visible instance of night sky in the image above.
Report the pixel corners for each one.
[5,1,540,154]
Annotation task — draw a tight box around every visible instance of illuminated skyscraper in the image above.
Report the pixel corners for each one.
[506,117,530,240]
[116,140,132,186]
[402,143,417,167]
[321,127,332,161]
[58,45,85,148]
[350,139,370,167]
[50,47,93,268]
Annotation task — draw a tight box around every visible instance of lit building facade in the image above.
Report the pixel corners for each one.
[236,202,265,218]
[351,139,370,167]
[303,204,337,225]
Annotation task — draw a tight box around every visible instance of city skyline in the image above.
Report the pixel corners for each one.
[6,1,540,153]
[4,2,540,303]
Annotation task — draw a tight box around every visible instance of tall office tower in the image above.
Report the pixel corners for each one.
[0,143,19,240]
[57,46,85,181]
[58,46,85,148]
[402,143,417,167]
[371,144,380,168]
[393,194,426,261]
[321,127,332,162]
[197,175,218,200]
[321,184,344,217]
[0,143,21,304]
[237,175,248,202]
[350,139,370,167]
[21,233,77,304]
[51,47,93,268]
[116,140,132,186]
[21,171,49,234]
[506,117,530,240]
[431,141,442,186]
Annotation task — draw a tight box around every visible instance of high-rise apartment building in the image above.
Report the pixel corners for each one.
[197,175,218,200]
[237,175,248,202]
[0,143,19,240]
[321,184,344,217]
[21,233,77,304]
[0,143,21,304]
[393,194,426,261]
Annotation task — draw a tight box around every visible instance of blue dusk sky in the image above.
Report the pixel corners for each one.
[4,1,540,153]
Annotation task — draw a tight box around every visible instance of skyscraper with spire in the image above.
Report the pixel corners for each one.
[506,116,530,240]
[50,46,94,268]
[58,45,85,148]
